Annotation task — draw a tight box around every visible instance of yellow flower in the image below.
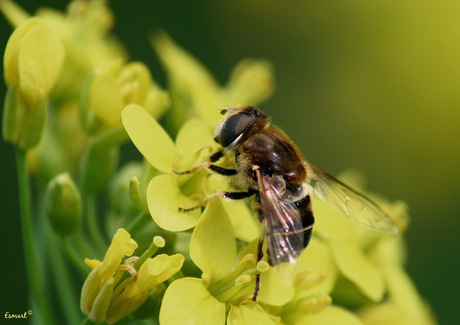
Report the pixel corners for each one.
[82,61,168,134]
[357,236,437,325]
[2,17,65,149]
[81,228,184,324]
[151,32,275,131]
[3,17,65,107]
[160,200,273,325]
[122,103,259,241]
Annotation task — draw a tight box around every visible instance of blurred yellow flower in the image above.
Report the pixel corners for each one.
[2,16,65,149]
[151,32,275,131]
[3,17,65,107]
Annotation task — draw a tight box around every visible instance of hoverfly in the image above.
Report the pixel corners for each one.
[175,106,398,301]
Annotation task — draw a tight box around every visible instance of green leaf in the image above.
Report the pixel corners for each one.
[190,200,237,282]
[160,278,226,325]
[122,104,176,173]
[147,174,200,231]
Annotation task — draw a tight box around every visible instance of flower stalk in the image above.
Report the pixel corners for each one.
[15,148,55,324]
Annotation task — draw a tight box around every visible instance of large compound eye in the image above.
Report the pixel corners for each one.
[215,113,253,147]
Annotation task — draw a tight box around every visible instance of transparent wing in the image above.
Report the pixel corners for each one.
[256,171,313,269]
[308,164,398,234]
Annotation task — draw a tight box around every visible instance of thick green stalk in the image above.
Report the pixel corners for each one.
[15,148,55,324]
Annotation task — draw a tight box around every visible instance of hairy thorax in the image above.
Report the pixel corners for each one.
[235,127,306,187]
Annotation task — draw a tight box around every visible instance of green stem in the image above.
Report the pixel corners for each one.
[47,229,81,324]
[15,148,55,324]
[81,317,96,325]
[85,195,107,254]
[62,237,88,275]
[126,211,148,234]
[132,239,161,270]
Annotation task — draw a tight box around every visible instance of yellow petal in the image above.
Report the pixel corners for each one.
[190,200,237,282]
[174,118,215,171]
[228,302,276,325]
[330,236,385,302]
[85,258,102,270]
[87,277,115,323]
[106,254,184,324]
[151,32,222,126]
[258,267,295,306]
[89,71,124,126]
[223,59,275,106]
[81,229,137,316]
[147,174,201,231]
[122,104,176,173]
[4,18,40,88]
[160,278,226,325]
[18,22,65,106]
[135,254,185,290]
[384,264,437,325]
[297,237,338,296]
[222,201,260,242]
[301,305,363,325]
[118,62,152,105]
[98,228,138,282]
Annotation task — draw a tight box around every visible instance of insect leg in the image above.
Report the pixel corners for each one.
[209,149,224,162]
[173,162,237,176]
[178,189,257,212]
[251,225,266,302]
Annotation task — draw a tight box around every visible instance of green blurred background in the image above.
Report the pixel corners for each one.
[1,1,459,324]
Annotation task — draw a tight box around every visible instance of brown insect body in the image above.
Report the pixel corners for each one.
[179,105,398,301]
[216,107,315,266]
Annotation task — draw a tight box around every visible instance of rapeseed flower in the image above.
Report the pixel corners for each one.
[81,228,184,324]
[2,0,437,324]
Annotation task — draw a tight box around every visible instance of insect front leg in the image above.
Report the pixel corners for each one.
[173,150,238,177]
[178,189,257,212]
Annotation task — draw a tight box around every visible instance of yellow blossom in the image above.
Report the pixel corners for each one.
[81,228,185,323]
[4,17,65,107]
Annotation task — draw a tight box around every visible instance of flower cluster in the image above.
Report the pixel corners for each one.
[2,0,436,324]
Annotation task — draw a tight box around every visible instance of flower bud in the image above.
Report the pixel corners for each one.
[129,176,147,212]
[109,162,143,217]
[46,173,82,236]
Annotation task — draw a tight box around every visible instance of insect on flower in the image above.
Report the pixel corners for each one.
[174,106,398,301]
